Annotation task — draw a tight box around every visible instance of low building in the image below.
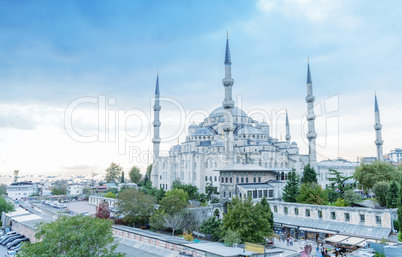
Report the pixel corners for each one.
[389,148,402,164]
[6,182,36,200]
[217,164,286,203]
[67,184,84,196]
[89,195,116,208]
[317,159,358,188]
[270,201,393,241]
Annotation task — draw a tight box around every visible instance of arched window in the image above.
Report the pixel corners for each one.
[281,172,285,180]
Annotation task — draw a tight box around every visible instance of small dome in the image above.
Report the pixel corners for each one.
[170,145,181,152]
[192,127,215,136]
[291,141,297,146]
[236,126,264,135]
[189,123,199,129]
[260,121,269,127]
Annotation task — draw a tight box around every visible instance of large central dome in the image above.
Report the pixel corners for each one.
[209,106,248,118]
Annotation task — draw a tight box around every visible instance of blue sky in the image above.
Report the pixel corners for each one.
[0,0,401,175]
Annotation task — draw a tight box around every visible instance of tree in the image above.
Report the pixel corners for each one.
[343,189,362,206]
[260,197,274,230]
[200,216,222,242]
[116,188,156,225]
[146,164,153,179]
[159,189,189,215]
[150,209,168,231]
[373,181,389,207]
[387,181,399,208]
[0,196,15,214]
[302,164,317,184]
[104,192,116,199]
[172,179,199,201]
[105,162,123,183]
[205,182,219,201]
[354,161,399,191]
[51,180,68,195]
[221,197,272,244]
[222,229,241,246]
[13,170,19,183]
[327,169,355,197]
[398,175,402,239]
[163,213,185,236]
[325,188,340,205]
[182,209,206,233]
[120,171,125,183]
[282,171,300,202]
[129,166,142,184]
[296,182,328,205]
[18,215,124,257]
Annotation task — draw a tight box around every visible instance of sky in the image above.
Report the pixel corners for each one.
[0,0,401,176]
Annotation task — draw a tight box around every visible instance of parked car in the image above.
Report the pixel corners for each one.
[7,237,28,249]
[0,232,17,244]
[2,234,23,246]
[9,243,23,252]
[5,249,19,257]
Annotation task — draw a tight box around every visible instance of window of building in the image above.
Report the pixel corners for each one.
[229,192,232,198]
[258,177,261,183]
[210,176,212,181]
[360,214,365,223]
[331,212,336,220]
[214,176,217,181]
[241,177,244,183]
[258,190,262,198]
[225,177,228,183]
[284,207,288,215]
[269,190,273,198]
[264,190,268,198]
[160,175,162,179]
[236,177,239,183]
[253,190,257,198]
[223,192,226,197]
[345,213,350,222]
[230,177,232,183]
[318,210,322,219]
[246,177,249,183]
[253,177,256,183]
[376,216,381,225]
[221,177,224,183]
[247,191,252,198]
[295,208,299,215]
[205,176,208,181]
[274,206,278,213]
[306,209,311,217]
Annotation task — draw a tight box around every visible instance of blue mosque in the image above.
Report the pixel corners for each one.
[150,36,321,202]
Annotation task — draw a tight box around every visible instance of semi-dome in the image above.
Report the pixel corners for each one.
[236,126,265,135]
[209,106,248,118]
[192,127,215,136]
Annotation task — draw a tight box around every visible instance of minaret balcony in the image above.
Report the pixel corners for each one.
[222,100,235,109]
[153,105,161,111]
[307,132,317,139]
[222,78,234,86]
[306,114,316,121]
[152,138,161,143]
[153,121,161,127]
[374,124,382,130]
[305,96,315,103]
[375,139,383,145]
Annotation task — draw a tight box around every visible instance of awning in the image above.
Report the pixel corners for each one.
[299,227,337,234]
[283,225,298,229]
[340,237,366,246]
[325,235,349,243]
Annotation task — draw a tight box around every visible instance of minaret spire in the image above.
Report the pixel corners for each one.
[222,34,235,164]
[305,61,317,168]
[285,109,291,143]
[152,72,161,162]
[374,93,384,161]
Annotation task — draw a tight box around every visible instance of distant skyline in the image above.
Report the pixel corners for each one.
[0,0,401,175]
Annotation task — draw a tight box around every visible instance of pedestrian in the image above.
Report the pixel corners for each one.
[286,237,289,246]
[290,237,293,246]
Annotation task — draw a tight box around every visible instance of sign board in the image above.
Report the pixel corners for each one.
[245,242,265,254]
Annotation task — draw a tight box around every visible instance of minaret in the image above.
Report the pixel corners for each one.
[285,109,291,144]
[305,61,317,167]
[374,94,384,161]
[222,33,235,164]
[152,73,161,163]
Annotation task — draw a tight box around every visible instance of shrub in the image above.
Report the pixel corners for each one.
[183,232,194,241]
